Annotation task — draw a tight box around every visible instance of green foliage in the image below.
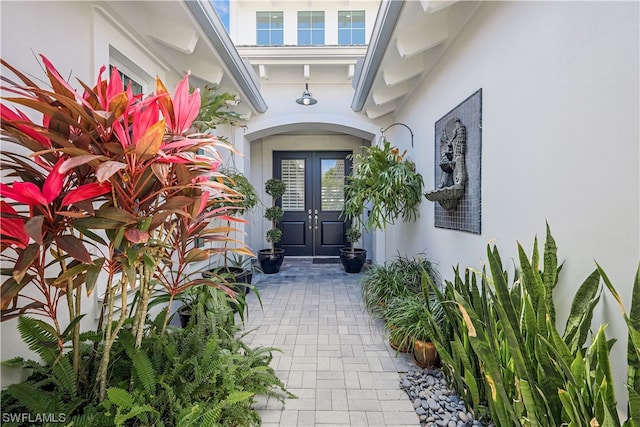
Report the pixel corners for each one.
[1,297,292,426]
[103,387,158,427]
[193,86,244,132]
[215,168,261,214]
[345,227,362,245]
[343,139,423,231]
[266,228,283,244]
[384,284,444,350]
[360,253,441,319]
[263,178,286,253]
[265,178,286,199]
[265,206,284,222]
[427,224,639,427]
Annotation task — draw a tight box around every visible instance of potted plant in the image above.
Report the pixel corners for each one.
[341,139,423,272]
[360,254,441,320]
[340,226,367,273]
[203,168,260,284]
[258,178,286,274]
[383,295,422,353]
[410,269,446,367]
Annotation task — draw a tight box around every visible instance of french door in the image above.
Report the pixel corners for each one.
[274,151,352,256]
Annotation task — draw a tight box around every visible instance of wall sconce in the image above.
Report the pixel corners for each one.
[380,122,414,148]
[295,83,317,106]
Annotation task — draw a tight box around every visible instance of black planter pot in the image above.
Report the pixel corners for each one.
[202,267,253,295]
[339,248,367,273]
[258,249,285,274]
[178,305,193,328]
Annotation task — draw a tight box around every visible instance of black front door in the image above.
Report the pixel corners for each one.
[274,151,352,256]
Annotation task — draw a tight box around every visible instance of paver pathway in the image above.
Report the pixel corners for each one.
[241,258,420,426]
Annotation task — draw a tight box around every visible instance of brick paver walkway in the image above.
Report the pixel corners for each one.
[242,258,419,426]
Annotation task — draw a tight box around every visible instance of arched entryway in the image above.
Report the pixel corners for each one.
[240,118,378,259]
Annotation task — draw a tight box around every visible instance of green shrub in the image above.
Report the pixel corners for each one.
[425,223,640,426]
[1,291,292,426]
[360,253,441,319]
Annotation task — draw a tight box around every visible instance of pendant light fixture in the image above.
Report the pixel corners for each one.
[295,83,317,106]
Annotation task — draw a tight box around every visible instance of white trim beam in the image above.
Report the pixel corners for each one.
[148,22,199,54]
[395,18,447,58]
[420,0,458,14]
[372,81,408,106]
[366,102,396,119]
[259,64,268,79]
[382,55,424,86]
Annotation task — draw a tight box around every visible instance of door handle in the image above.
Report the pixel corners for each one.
[314,214,318,230]
[308,212,312,229]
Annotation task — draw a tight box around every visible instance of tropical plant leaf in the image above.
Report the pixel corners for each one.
[0,276,31,310]
[55,234,92,263]
[17,316,60,365]
[135,120,165,160]
[13,243,39,283]
[106,387,134,409]
[563,269,601,351]
[24,215,45,245]
[4,382,50,414]
[52,355,77,396]
[85,258,105,296]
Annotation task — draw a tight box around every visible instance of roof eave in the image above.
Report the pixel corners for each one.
[351,0,404,112]
[185,0,268,114]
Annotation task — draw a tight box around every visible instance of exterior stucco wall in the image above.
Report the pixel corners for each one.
[386,1,639,412]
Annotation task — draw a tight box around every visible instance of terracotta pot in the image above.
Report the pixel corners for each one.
[387,325,412,353]
[389,336,412,353]
[413,339,438,368]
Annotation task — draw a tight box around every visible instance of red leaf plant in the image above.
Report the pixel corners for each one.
[0,55,248,399]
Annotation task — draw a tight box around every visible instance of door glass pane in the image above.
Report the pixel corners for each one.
[281,159,305,211]
[321,159,345,211]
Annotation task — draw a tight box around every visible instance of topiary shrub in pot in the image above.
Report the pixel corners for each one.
[340,226,367,273]
[258,178,286,274]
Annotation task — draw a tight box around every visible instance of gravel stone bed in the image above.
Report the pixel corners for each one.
[399,367,495,427]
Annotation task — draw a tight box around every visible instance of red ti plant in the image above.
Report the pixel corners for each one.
[0,55,247,399]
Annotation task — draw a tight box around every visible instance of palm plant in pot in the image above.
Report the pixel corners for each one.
[258,178,286,274]
[341,139,423,272]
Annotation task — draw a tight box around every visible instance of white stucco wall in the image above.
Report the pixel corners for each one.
[386,1,639,413]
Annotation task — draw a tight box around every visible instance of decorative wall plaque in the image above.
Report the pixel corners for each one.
[425,89,482,233]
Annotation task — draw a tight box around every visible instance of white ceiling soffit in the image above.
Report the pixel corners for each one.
[352,0,482,119]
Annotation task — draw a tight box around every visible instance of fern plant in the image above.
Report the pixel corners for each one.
[343,139,423,231]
